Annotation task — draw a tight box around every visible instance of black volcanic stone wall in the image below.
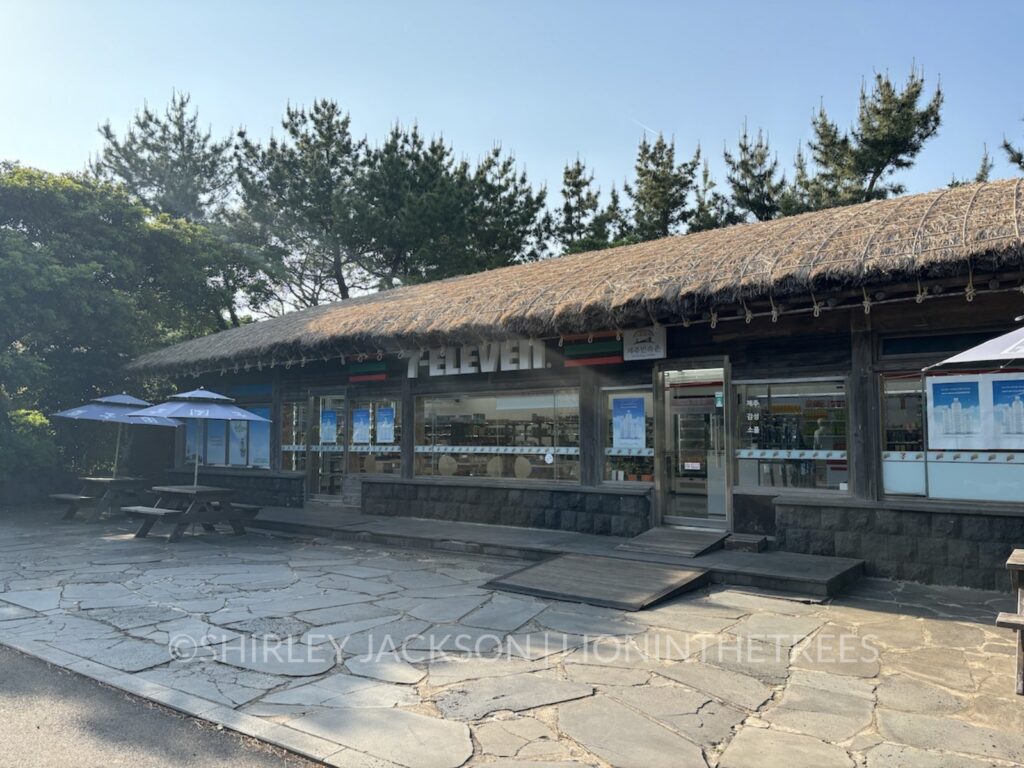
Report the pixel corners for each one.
[776,502,1023,590]
[362,480,651,537]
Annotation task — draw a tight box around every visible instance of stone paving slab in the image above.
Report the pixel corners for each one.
[558,696,707,768]
[434,672,593,720]
[0,507,1018,768]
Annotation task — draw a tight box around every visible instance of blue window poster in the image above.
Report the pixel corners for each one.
[352,408,371,444]
[926,376,982,449]
[320,409,338,444]
[376,406,395,444]
[612,397,646,450]
[990,374,1024,449]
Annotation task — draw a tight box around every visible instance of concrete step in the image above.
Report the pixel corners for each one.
[724,533,768,552]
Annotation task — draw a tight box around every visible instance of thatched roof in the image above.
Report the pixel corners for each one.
[132,178,1024,374]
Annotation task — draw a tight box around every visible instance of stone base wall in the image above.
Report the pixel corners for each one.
[166,468,305,508]
[362,480,651,537]
[776,501,1023,590]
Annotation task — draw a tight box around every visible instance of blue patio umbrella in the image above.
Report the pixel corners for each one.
[127,388,270,486]
[52,394,179,478]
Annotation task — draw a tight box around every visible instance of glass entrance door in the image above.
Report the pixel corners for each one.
[313,394,347,496]
[659,366,728,527]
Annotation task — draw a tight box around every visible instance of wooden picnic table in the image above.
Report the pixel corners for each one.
[51,476,146,521]
[122,485,261,543]
[996,549,1024,694]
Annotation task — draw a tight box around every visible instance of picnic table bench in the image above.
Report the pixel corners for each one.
[51,476,146,521]
[122,485,261,543]
[997,548,1024,695]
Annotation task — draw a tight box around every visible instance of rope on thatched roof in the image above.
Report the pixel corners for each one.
[129,178,1024,375]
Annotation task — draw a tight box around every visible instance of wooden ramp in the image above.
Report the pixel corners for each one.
[615,527,727,558]
[486,553,709,611]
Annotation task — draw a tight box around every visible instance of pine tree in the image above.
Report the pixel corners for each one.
[724,125,786,221]
[950,145,994,187]
[690,158,743,232]
[779,145,813,216]
[791,70,943,210]
[93,92,269,326]
[555,158,600,253]
[235,100,365,306]
[1003,119,1024,171]
[91,91,234,222]
[625,133,700,240]
[590,185,632,248]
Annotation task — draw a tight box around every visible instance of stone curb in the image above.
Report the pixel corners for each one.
[0,635,350,766]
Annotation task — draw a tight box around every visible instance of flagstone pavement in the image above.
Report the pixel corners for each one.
[0,507,1021,768]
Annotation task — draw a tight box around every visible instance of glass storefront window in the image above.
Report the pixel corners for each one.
[185,420,204,465]
[881,375,925,495]
[415,389,580,481]
[281,401,309,472]
[603,388,655,481]
[205,421,228,465]
[735,380,849,490]
[183,406,272,468]
[348,398,402,475]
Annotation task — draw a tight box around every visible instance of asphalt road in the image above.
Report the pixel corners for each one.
[0,645,317,768]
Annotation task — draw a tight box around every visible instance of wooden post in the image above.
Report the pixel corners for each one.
[1017,580,1023,696]
[849,314,880,500]
[270,368,283,471]
[401,375,415,480]
[578,368,600,487]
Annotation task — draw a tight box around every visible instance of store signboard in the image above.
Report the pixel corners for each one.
[612,396,646,450]
[352,408,371,444]
[320,410,338,444]
[406,339,546,378]
[376,407,395,444]
[623,326,667,361]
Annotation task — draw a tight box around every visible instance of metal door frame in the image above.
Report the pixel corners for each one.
[653,356,732,531]
[307,387,349,497]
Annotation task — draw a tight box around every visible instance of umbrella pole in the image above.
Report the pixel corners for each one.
[113,424,122,479]
[193,421,200,487]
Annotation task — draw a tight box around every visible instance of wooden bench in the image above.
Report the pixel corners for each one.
[122,505,184,539]
[1000,549,1024,695]
[996,613,1024,631]
[212,501,262,516]
[124,490,259,542]
[50,493,97,520]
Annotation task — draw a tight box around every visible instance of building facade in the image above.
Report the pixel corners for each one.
[133,180,1024,590]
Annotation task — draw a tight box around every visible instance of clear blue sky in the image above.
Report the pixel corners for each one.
[2,0,1022,200]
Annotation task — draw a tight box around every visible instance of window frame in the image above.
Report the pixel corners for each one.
[181,404,273,470]
[731,376,851,495]
[600,384,655,485]
[413,386,582,483]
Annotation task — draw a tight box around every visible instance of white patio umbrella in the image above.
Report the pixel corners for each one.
[926,325,1024,370]
[128,388,270,486]
[52,393,179,478]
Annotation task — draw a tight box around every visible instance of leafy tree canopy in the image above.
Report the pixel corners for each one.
[0,165,232,483]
